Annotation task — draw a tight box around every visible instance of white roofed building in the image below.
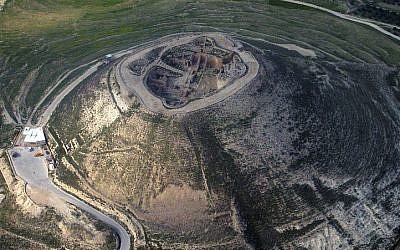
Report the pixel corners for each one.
[22,127,31,135]
[23,127,46,145]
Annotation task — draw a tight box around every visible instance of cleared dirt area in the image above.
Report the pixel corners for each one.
[137,184,208,231]
[275,43,317,57]
[8,147,49,185]
[26,184,69,214]
[0,156,43,216]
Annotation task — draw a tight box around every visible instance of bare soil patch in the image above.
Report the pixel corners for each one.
[26,184,69,215]
[137,184,209,231]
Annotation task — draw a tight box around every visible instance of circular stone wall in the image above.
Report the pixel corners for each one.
[115,33,259,115]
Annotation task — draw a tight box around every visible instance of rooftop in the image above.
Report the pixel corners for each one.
[23,127,46,143]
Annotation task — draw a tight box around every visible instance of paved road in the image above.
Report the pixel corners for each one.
[8,147,130,250]
[281,0,400,42]
[45,182,130,250]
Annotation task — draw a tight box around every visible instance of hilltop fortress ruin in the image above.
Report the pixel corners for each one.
[115,33,258,114]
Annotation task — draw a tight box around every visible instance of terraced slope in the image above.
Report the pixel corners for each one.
[48,37,400,248]
[187,44,400,249]
[1,0,400,249]
[49,70,246,248]
[1,0,400,123]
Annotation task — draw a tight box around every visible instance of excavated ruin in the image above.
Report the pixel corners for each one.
[115,33,258,114]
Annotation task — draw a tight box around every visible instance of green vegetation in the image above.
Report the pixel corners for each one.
[0,0,399,123]
[377,2,400,13]
[30,62,96,124]
[0,114,14,148]
[353,3,400,25]
[269,0,318,10]
[284,0,348,12]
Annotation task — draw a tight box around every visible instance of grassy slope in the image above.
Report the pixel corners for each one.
[0,114,14,147]
[0,0,399,118]
[273,0,348,12]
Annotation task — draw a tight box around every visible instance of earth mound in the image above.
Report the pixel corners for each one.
[50,33,400,249]
[116,33,258,114]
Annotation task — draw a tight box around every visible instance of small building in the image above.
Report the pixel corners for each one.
[48,163,55,171]
[103,54,114,64]
[23,127,46,145]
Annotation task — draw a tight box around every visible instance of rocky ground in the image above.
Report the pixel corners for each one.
[50,62,248,248]
[0,1,5,11]
[48,36,400,249]
[183,42,400,249]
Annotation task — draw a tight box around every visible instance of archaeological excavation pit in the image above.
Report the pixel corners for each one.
[116,33,259,114]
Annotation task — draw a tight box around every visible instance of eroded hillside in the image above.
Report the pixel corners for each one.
[47,37,400,249]
[49,66,248,248]
[0,0,399,249]
[184,44,400,249]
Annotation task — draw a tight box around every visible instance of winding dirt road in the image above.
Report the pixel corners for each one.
[35,62,103,126]
[281,0,400,42]
[31,33,192,126]
[27,60,101,126]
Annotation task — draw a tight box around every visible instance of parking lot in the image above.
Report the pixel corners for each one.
[8,147,48,185]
